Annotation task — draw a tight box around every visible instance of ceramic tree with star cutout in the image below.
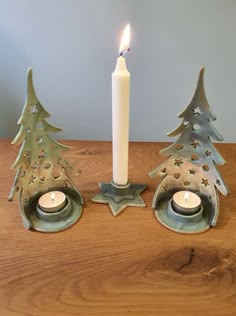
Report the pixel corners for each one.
[149,67,229,227]
[8,68,82,229]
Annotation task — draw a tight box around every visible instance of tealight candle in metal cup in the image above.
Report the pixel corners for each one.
[172,191,201,215]
[38,191,67,213]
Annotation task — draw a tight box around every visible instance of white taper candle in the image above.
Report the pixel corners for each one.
[112,24,130,185]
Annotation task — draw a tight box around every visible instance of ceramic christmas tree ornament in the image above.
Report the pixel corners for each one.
[8,68,83,232]
[149,67,229,234]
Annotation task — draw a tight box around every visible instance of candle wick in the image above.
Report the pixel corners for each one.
[51,192,56,203]
[184,192,189,204]
[119,48,130,57]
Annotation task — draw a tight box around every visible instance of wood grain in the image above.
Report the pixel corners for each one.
[0,139,236,315]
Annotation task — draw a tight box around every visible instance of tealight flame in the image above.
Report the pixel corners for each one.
[119,24,131,56]
[51,192,55,203]
[184,192,189,203]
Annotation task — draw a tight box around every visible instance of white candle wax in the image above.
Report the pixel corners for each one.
[112,24,130,185]
[39,191,66,213]
[172,191,201,215]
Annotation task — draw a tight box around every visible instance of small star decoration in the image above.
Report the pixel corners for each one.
[192,107,202,115]
[26,127,31,134]
[191,140,200,149]
[24,150,30,159]
[38,149,47,159]
[201,178,209,187]
[91,182,147,216]
[30,104,38,114]
[174,158,184,166]
[205,150,211,157]
[29,175,36,184]
[163,184,170,191]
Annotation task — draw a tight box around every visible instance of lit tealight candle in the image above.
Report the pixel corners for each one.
[172,191,201,215]
[39,191,67,213]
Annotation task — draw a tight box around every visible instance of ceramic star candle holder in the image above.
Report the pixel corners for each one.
[149,67,229,234]
[92,181,146,216]
[8,68,83,232]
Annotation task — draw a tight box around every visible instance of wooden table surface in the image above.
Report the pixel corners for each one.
[0,139,236,316]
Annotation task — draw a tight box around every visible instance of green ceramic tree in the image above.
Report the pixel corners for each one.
[149,67,229,227]
[8,68,80,224]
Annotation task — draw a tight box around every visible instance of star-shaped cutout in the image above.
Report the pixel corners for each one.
[29,175,36,184]
[191,140,200,149]
[38,149,47,159]
[26,127,31,134]
[24,150,30,159]
[189,169,196,175]
[192,107,202,115]
[174,158,184,166]
[202,178,209,187]
[205,150,211,157]
[216,179,221,185]
[64,181,70,189]
[163,184,170,191]
[91,182,147,216]
[30,104,38,114]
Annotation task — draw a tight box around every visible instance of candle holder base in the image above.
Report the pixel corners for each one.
[153,189,213,234]
[91,182,147,216]
[19,187,83,233]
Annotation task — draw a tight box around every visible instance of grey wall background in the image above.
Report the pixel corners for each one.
[0,0,235,142]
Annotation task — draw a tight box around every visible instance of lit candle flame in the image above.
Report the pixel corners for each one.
[184,192,189,203]
[119,24,131,56]
[51,192,55,203]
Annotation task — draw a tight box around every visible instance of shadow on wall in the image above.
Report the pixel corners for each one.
[0,26,29,139]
